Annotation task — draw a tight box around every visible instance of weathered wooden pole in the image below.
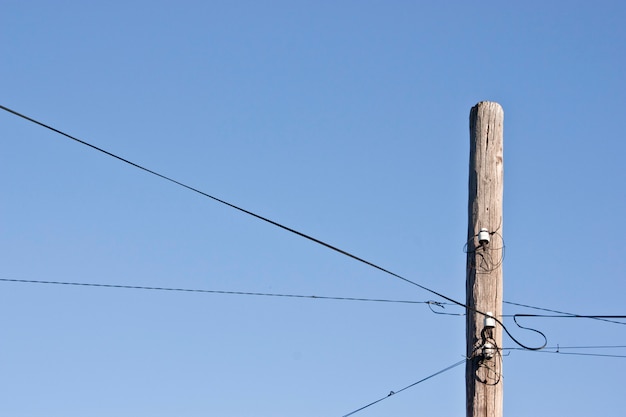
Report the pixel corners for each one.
[466,101,504,417]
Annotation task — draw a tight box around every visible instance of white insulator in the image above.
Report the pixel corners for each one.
[484,312,496,329]
[478,228,490,245]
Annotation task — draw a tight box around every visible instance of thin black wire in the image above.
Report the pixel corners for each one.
[428,301,465,316]
[537,351,626,358]
[341,359,466,417]
[430,303,626,326]
[513,313,626,325]
[515,314,626,319]
[503,345,626,350]
[0,104,546,351]
[504,300,626,326]
[0,278,438,305]
[506,349,626,359]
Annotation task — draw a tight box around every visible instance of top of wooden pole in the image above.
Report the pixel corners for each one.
[472,101,503,109]
[470,101,503,123]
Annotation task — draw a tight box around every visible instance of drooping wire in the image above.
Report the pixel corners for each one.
[341,359,466,417]
[0,104,546,351]
[0,278,438,305]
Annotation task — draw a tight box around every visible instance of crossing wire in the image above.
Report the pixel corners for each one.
[0,104,546,351]
[504,300,626,326]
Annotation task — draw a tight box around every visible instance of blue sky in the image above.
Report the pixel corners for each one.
[1,1,625,416]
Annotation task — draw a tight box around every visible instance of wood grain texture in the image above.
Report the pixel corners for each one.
[466,102,504,417]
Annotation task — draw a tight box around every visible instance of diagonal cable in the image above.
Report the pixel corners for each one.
[341,359,466,417]
[0,104,546,350]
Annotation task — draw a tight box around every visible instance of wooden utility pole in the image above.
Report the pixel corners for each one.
[466,101,504,417]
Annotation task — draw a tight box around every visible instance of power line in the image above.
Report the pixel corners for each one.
[536,351,626,359]
[7,276,621,331]
[0,278,440,305]
[504,300,626,326]
[514,314,626,320]
[341,359,466,417]
[429,300,626,327]
[0,104,546,351]
[505,348,626,359]
[505,345,626,350]
[512,313,626,331]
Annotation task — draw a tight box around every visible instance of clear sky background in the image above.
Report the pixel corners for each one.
[1,1,625,416]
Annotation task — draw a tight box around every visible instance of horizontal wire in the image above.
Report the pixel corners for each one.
[13,278,620,327]
[508,349,626,359]
[0,104,546,350]
[515,314,626,319]
[429,300,626,329]
[504,300,626,326]
[513,314,626,330]
[341,359,466,417]
[542,351,626,359]
[504,345,626,350]
[0,278,440,305]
